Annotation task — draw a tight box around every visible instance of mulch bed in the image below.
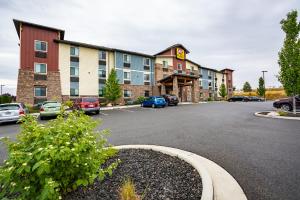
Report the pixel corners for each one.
[64,149,202,200]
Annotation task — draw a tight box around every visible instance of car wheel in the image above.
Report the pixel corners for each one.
[40,116,44,120]
[95,110,100,114]
[281,104,292,111]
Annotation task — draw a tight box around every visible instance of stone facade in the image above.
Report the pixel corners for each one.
[16,69,62,105]
[119,84,153,105]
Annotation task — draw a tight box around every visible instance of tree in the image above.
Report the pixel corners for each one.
[257,77,265,97]
[104,69,121,106]
[243,82,252,92]
[278,10,300,114]
[219,83,227,99]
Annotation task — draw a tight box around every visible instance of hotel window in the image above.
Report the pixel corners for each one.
[177,63,182,70]
[208,71,212,79]
[144,58,150,66]
[199,68,203,75]
[34,63,47,74]
[208,81,212,90]
[163,61,168,68]
[144,73,150,82]
[34,86,46,97]
[99,51,106,60]
[70,47,79,57]
[144,90,150,97]
[123,54,131,63]
[70,82,79,96]
[34,40,47,52]
[124,90,131,98]
[191,66,194,71]
[123,71,131,80]
[70,62,79,77]
[98,65,106,78]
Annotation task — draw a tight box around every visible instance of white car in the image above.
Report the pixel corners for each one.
[0,103,28,124]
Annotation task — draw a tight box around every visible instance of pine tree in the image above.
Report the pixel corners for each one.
[243,82,252,92]
[104,69,121,106]
[219,83,227,99]
[257,77,265,97]
[278,10,300,114]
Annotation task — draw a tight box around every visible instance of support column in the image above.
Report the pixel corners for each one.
[192,79,200,103]
[173,76,179,98]
[161,84,166,95]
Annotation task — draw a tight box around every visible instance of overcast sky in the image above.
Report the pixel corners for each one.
[0,0,299,94]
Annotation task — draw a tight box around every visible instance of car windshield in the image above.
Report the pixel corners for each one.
[43,102,61,107]
[82,98,97,103]
[156,97,165,100]
[0,104,19,111]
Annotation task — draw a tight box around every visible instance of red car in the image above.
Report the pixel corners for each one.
[73,97,100,114]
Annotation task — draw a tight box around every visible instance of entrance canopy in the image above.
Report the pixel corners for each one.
[158,73,199,86]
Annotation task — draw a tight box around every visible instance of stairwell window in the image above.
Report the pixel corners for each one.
[34,63,47,74]
[163,61,168,68]
[70,47,79,57]
[99,51,106,61]
[144,73,150,82]
[178,63,182,70]
[34,40,47,52]
[123,54,131,63]
[144,58,150,66]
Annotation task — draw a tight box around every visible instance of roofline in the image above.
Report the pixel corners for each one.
[221,68,235,72]
[54,39,155,58]
[154,43,190,56]
[13,19,65,40]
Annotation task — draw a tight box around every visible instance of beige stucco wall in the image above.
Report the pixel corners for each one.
[108,51,115,74]
[58,43,70,96]
[79,47,98,96]
[155,57,173,66]
[186,60,199,71]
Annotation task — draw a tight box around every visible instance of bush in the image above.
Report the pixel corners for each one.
[27,105,40,113]
[136,96,145,104]
[0,111,118,200]
[0,95,12,104]
[207,97,212,101]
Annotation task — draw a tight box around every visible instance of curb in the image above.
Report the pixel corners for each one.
[116,145,247,200]
[100,104,141,111]
[254,111,300,121]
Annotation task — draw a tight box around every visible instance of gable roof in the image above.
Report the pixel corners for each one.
[154,44,190,56]
[13,19,65,40]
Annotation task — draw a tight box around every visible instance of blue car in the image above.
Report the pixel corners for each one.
[142,96,166,108]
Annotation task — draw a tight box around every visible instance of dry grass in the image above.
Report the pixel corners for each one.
[119,178,141,200]
[234,88,287,100]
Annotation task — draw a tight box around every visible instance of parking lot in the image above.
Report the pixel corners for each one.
[1,102,300,200]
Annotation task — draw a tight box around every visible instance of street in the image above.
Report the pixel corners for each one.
[1,102,300,200]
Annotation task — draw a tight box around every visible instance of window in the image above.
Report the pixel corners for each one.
[163,61,168,68]
[70,88,79,96]
[70,47,79,57]
[177,63,182,70]
[34,63,47,74]
[208,71,212,76]
[99,85,105,97]
[70,67,79,77]
[199,80,202,86]
[191,66,194,71]
[124,90,131,98]
[144,58,150,66]
[199,68,203,75]
[208,81,212,87]
[98,69,106,78]
[144,73,150,82]
[144,90,150,97]
[123,54,131,63]
[200,93,203,97]
[34,40,47,52]
[99,51,106,60]
[124,71,131,80]
[34,86,46,97]
[209,93,212,98]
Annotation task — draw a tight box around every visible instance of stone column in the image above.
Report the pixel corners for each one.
[192,79,200,103]
[173,76,179,98]
[161,84,166,95]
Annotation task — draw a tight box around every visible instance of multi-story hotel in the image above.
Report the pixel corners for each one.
[13,19,234,105]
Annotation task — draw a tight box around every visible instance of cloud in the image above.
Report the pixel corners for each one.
[0,0,299,95]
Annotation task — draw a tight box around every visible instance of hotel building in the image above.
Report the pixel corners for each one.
[13,19,233,105]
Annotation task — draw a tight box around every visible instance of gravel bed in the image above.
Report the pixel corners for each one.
[65,149,202,200]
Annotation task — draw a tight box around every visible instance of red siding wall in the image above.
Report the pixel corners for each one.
[20,25,59,71]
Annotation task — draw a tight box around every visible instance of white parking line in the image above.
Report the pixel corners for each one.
[100,112,109,116]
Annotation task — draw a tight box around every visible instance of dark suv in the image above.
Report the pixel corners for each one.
[227,96,249,102]
[162,94,179,106]
[273,96,300,111]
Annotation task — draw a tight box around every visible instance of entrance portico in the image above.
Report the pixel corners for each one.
[158,73,200,103]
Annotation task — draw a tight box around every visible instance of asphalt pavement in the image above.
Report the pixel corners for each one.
[0,102,299,200]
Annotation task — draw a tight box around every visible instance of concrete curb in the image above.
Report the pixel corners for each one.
[116,145,247,200]
[254,111,300,121]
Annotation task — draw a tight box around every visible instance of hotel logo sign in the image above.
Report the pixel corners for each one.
[176,48,185,60]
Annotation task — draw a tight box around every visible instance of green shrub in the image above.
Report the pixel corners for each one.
[136,96,145,104]
[0,111,118,200]
[207,97,212,101]
[27,105,40,113]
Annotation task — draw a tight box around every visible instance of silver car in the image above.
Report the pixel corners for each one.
[0,103,28,124]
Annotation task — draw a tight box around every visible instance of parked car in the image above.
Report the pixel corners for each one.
[273,95,300,111]
[0,103,28,123]
[248,96,264,102]
[73,97,100,114]
[40,101,62,120]
[162,94,179,106]
[227,96,249,102]
[142,96,166,108]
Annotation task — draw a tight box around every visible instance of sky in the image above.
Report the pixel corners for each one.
[0,0,299,95]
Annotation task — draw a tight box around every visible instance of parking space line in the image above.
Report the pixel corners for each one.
[100,112,109,116]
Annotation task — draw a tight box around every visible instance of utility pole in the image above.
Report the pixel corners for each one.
[0,84,5,95]
[262,71,267,101]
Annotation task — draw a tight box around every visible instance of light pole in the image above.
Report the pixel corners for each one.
[262,71,267,101]
[0,84,5,95]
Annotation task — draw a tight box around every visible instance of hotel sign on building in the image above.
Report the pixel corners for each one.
[176,48,185,60]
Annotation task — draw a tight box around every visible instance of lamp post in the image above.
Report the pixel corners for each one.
[0,84,5,95]
[262,71,267,101]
